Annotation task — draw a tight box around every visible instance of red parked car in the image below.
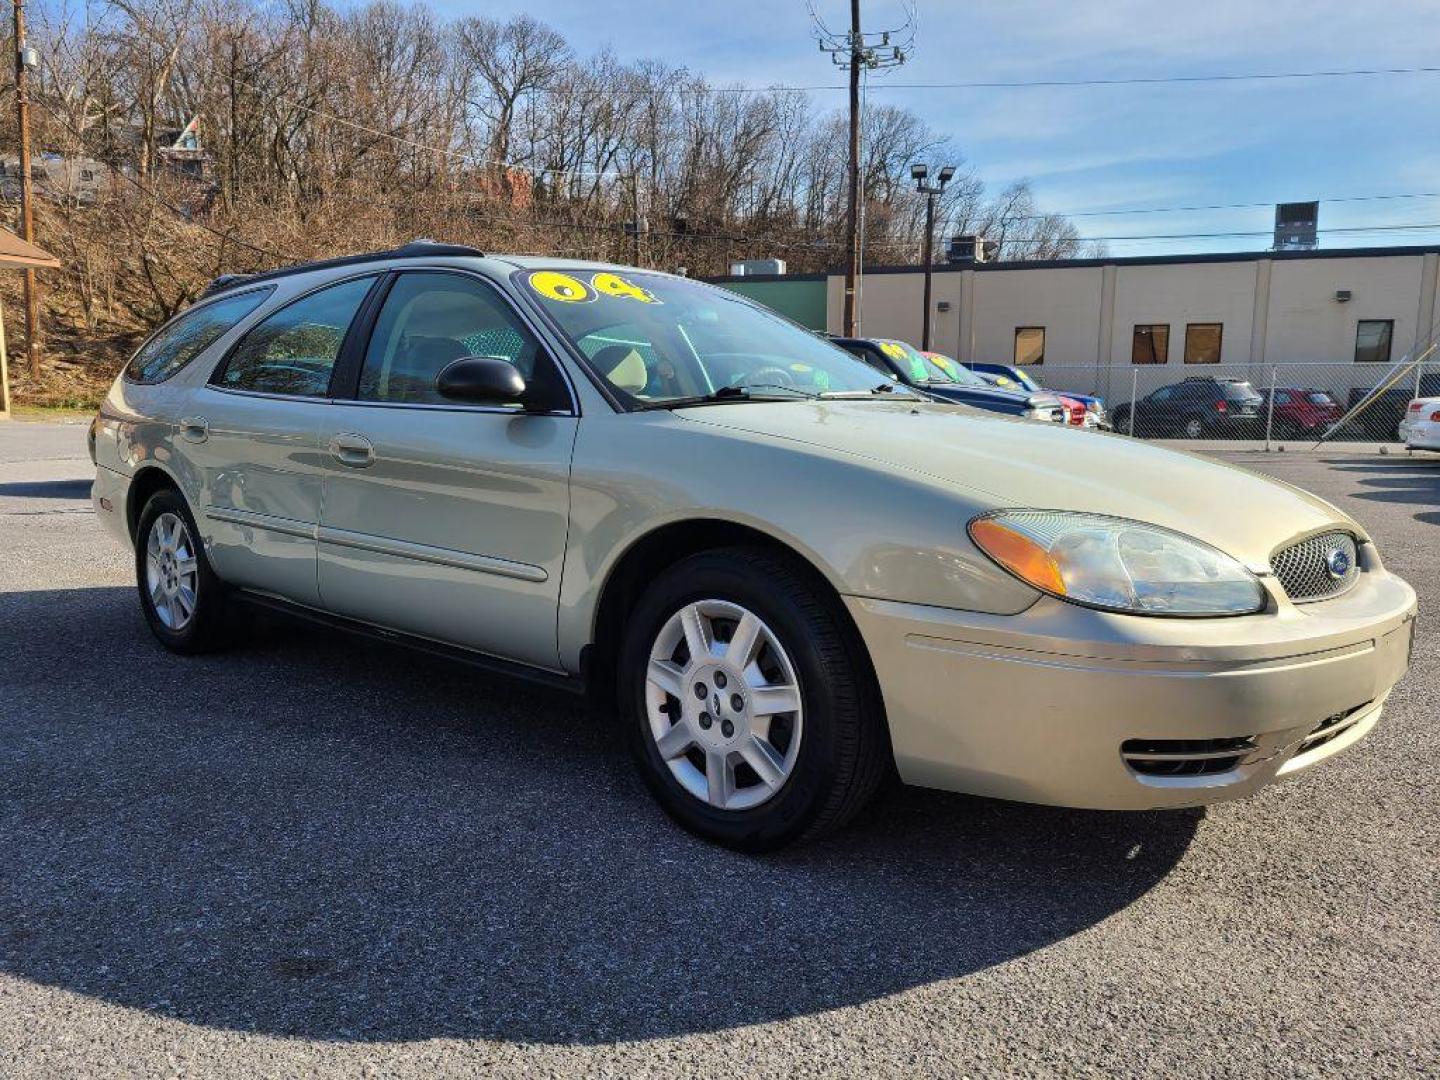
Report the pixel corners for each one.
[1263,387,1344,437]
[1057,395,1088,427]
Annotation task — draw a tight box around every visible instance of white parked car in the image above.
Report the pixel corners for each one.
[1399,397,1440,450]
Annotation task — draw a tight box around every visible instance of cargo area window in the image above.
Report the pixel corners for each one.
[1183,323,1222,364]
[124,287,273,384]
[1014,326,1045,366]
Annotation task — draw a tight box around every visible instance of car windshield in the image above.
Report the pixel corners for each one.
[520,268,912,406]
[1306,391,1337,406]
[1006,368,1042,393]
[879,340,989,387]
[1223,381,1262,401]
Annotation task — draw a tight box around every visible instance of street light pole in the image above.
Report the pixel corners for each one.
[911,163,955,353]
[921,189,935,351]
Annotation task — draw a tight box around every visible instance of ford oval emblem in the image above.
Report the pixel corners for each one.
[1325,547,1352,579]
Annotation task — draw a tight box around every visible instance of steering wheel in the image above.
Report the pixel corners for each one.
[733,365,796,389]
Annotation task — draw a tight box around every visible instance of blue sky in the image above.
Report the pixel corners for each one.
[428,0,1440,256]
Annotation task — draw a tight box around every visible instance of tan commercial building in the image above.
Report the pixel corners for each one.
[715,244,1440,404]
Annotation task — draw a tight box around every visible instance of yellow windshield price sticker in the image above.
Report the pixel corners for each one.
[529,271,595,303]
[592,272,660,304]
[879,342,907,361]
[931,355,955,373]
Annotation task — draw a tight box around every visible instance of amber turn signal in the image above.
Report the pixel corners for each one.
[968,517,1067,596]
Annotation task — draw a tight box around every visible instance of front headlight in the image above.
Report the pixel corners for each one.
[968,511,1266,617]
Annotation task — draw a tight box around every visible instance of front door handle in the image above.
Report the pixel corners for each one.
[328,432,375,468]
[179,416,209,443]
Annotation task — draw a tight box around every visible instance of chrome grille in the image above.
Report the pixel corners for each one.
[1270,531,1359,603]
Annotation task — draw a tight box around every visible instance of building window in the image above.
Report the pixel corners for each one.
[1014,326,1045,366]
[1183,323,1223,364]
[80,169,94,182]
[1354,319,1394,364]
[1131,324,1169,364]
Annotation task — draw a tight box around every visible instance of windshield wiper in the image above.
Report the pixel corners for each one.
[819,382,920,400]
[634,383,821,410]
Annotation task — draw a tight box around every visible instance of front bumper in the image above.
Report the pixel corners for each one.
[847,566,1416,810]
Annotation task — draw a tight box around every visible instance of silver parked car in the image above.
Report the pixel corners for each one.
[92,242,1417,850]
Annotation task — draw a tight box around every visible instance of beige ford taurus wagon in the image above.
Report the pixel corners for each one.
[91,241,1417,850]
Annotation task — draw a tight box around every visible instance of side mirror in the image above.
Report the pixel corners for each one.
[436,356,527,405]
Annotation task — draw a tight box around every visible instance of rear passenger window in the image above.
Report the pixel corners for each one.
[358,272,541,404]
[218,276,375,397]
[125,288,272,384]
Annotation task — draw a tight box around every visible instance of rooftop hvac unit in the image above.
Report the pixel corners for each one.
[946,235,998,264]
[1274,201,1319,251]
[728,258,787,276]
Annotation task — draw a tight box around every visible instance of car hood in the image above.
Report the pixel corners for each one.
[675,399,1357,566]
[919,382,1043,405]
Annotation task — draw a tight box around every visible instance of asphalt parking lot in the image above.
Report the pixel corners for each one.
[1,420,1436,1077]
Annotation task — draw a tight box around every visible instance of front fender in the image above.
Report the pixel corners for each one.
[555,412,1037,671]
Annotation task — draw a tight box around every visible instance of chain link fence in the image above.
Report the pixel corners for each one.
[1029,359,1440,446]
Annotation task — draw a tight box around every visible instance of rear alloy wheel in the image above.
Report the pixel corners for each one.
[620,546,890,851]
[135,488,233,654]
[1183,416,1205,438]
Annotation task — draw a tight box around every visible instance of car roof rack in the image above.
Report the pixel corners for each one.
[199,239,485,298]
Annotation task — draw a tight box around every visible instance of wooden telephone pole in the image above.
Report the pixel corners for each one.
[843,0,861,336]
[814,1,910,337]
[12,0,40,377]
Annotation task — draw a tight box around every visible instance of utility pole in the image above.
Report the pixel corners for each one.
[911,163,955,351]
[843,0,860,336]
[814,1,911,337]
[12,0,39,376]
[624,174,646,268]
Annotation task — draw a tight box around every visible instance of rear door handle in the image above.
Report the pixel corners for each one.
[179,416,209,443]
[328,432,375,468]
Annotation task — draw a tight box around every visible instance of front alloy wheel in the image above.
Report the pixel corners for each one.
[620,546,891,851]
[645,599,804,811]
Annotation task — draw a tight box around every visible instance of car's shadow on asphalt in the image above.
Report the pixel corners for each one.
[0,585,1200,1045]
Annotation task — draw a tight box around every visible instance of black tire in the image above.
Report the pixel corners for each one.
[619,546,890,852]
[134,487,234,654]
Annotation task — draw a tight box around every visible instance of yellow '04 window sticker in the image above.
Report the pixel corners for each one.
[527,270,662,305]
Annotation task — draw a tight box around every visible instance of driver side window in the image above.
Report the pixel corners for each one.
[359,272,543,405]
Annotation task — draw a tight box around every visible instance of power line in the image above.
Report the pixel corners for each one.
[995,190,1440,223]
[859,64,1440,91]
[975,222,1440,246]
[510,62,1440,96]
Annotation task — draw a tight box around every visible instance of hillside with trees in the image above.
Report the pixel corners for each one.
[3,0,1092,405]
